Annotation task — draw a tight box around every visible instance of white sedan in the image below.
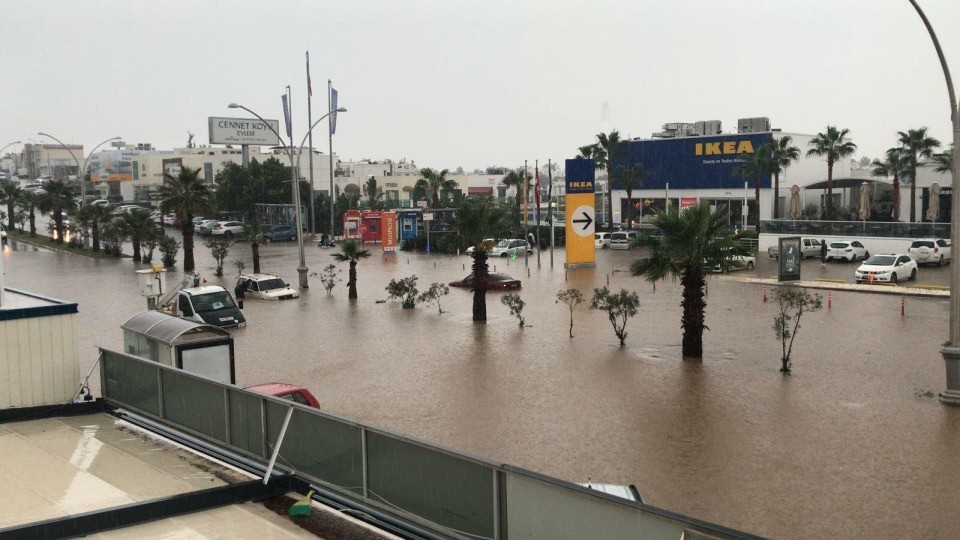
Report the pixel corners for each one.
[234,274,299,300]
[855,254,917,284]
[827,240,869,262]
[707,253,756,273]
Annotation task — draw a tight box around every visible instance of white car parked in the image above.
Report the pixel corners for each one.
[595,232,612,249]
[855,254,917,284]
[210,220,245,238]
[490,239,532,257]
[907,238,951,266]
[234,273,299,300]
[826,240,869,262]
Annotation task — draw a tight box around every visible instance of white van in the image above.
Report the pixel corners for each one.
[173,286,246,328]
[609,231,638,250]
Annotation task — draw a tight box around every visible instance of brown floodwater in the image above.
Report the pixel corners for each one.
[3,236,959,539]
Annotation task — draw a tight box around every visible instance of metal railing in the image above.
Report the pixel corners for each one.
[99,348,760,540]
[760,219,950,239]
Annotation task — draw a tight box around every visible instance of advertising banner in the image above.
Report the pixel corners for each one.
[208,117,281,146]
[615,133,772,190]
[778,236,801,281]
[382,212,397,252]
[564,158,597,269]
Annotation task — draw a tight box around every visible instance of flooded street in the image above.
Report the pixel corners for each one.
[4,237,959,539]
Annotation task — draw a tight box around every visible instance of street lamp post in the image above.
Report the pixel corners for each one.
[909,1,960,404]
[0,141,21,159]
[37,133,121,208]
[228,102,347,289]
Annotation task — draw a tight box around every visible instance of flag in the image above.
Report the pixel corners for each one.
[330,86,339,135]
[281,94,292,138]
[306,51,312,97]
[534,163,541,224]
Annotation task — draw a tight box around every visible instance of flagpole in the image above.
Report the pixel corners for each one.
[523,160,529,267]
[306,51,316,237]
[535,159,541,268]
[328,80,336,241]
[548,158,554,268]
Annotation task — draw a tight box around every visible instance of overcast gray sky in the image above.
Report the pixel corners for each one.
[3,0,959,173]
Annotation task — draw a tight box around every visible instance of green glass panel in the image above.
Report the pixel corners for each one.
[101,351,159,416]
[367,432,493,538]
[161,370,226,442]
[265,402,363,493]
[228,389,266,458]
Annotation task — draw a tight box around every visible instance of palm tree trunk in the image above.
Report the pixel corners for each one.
[92,222,101,252]
[773,172,780,219]
[55,215,64,244]
[892,175,901,220]
[252,242,261,274]
[6,203,14,229]
[182,223,195,272]
[680,270,706,358]
[826,159,834,220]
[472,289,487,321]
[348,261,358,299]
[132,237,142,262]
[625,188,633,228]
[754,173,761,226]
[29,208,36,237]
[909,165,917,222]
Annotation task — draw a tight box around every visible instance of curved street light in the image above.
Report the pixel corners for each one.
[1,140,21,157]
[908,1,960,404]
[37,132,121,208]
[227,102,346,289]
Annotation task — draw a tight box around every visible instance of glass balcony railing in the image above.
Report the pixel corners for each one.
[760,219,951,239]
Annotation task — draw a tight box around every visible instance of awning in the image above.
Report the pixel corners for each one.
[804,178,887,190]
[468,187,493,195]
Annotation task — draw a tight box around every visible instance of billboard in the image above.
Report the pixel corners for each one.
[564,158,596,269]
[382,212,397,252]
[208,117,281,146]
[614,133,772,191]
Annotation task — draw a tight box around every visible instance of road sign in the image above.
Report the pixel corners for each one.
[570,205,595,237]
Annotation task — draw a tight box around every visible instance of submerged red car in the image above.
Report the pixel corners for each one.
[449,272,521,290]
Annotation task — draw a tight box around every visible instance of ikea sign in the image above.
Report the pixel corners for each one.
[613,133,771,191]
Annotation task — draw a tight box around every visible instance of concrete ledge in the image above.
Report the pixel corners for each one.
[720,275,950,298]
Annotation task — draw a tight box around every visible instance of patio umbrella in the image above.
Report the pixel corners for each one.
[859,182,870,220]
[927,182,941,221]
[788,184,802,219]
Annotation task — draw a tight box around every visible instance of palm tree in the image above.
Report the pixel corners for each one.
[364,176,383,210]
[630,201,734,358]
[419,168,458,208]
[898,127,941,222]
[243,221,264,274]
[76,203,113,252]
[332,239,371,300]
[37,179,77,244]
[500,169,524,224]
[616,163,647,228]
[932,145,953,175]
[806,126,857,220]
[733,150,769,226]
[471,245,490,322]
[118,210,157,262]
[871,148,909,221]
[582,131,625,228]
[159,167,214,272]
[453,197,511,252]
[766,136,801,219]
[1,182,22,230]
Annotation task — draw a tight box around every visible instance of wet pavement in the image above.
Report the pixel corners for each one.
[3,234,960,539]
